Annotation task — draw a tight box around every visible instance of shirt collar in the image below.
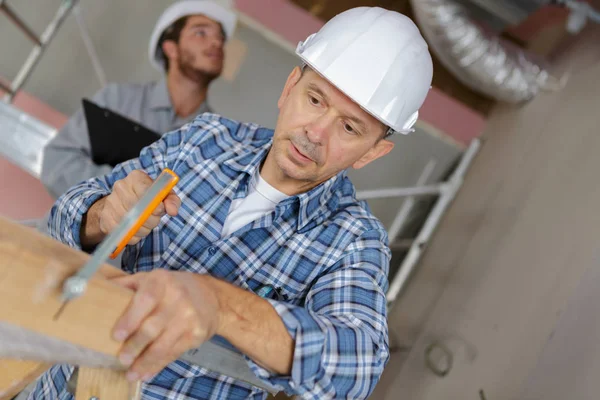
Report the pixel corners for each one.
[292,171,344,231]
[149,78,172,110]
[223,140,346,231]
[223,139,271,177]
[149,78,212,115]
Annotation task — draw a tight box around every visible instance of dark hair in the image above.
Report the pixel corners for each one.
[157,16,189,72]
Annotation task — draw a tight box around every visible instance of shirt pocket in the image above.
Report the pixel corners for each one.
[243,265,316,306]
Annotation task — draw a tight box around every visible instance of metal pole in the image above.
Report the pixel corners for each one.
[356,183,446,201]
[389,239,415,251]
[6,0,78,102]
[386,139,481,306]
[387,160,437,243]
[0,1,42,46]
[72,3,107,87]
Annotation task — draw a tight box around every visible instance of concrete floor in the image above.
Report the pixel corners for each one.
[370,21,600,400]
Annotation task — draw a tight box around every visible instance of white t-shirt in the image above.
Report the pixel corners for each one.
[222,169,290,237]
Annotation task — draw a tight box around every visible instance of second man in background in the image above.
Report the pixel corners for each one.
[41,0,237,198]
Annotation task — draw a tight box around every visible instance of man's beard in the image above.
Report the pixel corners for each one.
[177,48,220,86]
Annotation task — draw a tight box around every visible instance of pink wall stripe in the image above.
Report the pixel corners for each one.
[234,0,324,46]
[0,157,54,220]
[420,89,487,146]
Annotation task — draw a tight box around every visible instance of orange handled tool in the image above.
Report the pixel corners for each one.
[57,169,179,319]
[110,168,179,258]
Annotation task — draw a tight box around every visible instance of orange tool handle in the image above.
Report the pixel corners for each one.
[109,169,179,259]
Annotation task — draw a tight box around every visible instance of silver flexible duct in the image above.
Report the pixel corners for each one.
[410,0,565,103]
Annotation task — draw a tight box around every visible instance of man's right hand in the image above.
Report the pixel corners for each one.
[80,170,181,249]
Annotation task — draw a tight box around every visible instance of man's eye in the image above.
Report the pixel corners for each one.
[309,96,320,105]
[344,123,356,134]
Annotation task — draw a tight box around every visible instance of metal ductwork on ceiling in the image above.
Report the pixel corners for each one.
[409,0,567,103]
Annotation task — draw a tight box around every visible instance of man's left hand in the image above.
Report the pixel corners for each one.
[109,270,221,382]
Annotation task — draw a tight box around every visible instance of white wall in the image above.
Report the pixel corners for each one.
[371,23,600,400]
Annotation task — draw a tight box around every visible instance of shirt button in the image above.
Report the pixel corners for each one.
[208,247,217,255]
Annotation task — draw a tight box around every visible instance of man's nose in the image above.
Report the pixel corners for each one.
[305,113,334,145]
[209,35,225,48]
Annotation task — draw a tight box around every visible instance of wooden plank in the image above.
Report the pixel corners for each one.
[0,216,130,356]
[0,359,49,400]
[0,217,125,280]
[76,367,141,400]
[0,217,277,395]
[0,244,131,358]
[0,216,130,394]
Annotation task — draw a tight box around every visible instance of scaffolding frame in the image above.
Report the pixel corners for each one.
[356,139,482,307]
[0,0,106,103]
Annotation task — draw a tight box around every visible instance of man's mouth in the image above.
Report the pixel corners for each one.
[204,50,223,60]
[289,142,313,163]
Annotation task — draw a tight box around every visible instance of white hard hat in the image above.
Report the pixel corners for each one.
[148,1,237,71]
[296,7,433,135]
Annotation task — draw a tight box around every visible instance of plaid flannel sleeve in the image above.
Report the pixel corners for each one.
[246,228,391,399]
[47,121,196,248]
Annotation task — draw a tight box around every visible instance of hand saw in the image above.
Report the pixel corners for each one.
[55,168,179,319]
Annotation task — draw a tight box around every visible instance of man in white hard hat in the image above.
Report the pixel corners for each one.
[40,1,237,198]
[34,6,433,400]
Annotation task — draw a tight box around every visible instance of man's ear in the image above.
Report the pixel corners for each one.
[161,40,178,64]
[352,139,395,170]
[278,66,303,109]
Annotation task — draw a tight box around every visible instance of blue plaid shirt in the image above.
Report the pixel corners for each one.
[32,113,390,399]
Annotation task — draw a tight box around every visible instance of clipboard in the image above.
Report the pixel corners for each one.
[83,99,161,167]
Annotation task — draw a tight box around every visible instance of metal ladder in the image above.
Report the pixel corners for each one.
[356,139,482,308]
[0,0,106,103]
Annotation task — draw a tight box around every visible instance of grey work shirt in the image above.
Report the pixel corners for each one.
[40,78,211,198]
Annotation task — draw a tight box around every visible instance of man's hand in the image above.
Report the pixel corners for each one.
[109,270,221,382]
[81,170,180,248]
[101,170,180,243]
